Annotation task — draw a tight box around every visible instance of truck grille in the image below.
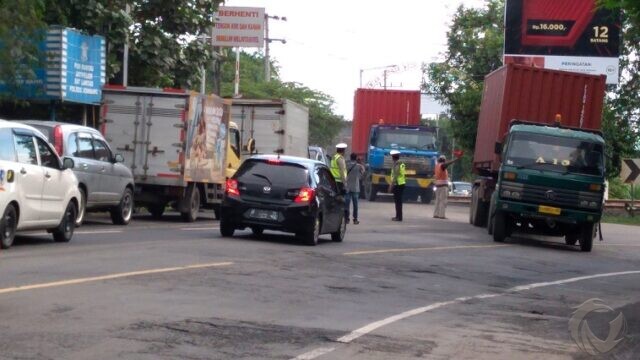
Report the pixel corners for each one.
[383,155,432,175]
[501,181,602,210]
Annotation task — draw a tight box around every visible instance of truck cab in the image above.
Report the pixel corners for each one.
[488,123,605,251]
[226,121,241,179]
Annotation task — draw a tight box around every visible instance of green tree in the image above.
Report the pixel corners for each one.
[0,0,46,99]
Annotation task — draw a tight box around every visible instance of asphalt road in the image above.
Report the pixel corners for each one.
[1,199,639,360]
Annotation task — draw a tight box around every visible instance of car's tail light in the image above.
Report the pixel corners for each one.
[294,187,315,203]
[53,125,63,156]
[226,178,240,196]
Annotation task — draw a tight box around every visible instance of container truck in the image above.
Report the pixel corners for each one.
[229,99,309,158]
[469,64,607,252]
[351,89,439,203]
[101,86,241,222]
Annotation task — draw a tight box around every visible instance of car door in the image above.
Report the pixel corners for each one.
[92,135,121,204]
[316,166,341,233]
[74,132,104,204]
[35,136,67,224]
[12,131,45,226]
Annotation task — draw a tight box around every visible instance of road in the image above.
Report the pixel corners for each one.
[1,200,638,359]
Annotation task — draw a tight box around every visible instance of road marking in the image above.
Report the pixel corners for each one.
[343,244,509,256]
[0,261,233,295]
[75,230,124,235]
[294,270,640,359]
[292,347,337,360]
[181,227,219,231]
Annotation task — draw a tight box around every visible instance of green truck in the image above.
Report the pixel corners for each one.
[469,65,607,252]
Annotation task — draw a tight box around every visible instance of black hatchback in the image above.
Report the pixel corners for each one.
[220,155,346,245]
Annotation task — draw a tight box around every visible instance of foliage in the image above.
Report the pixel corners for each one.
[608,177,640,199]
[423,0,505,152]
[219,51,345,148]
[42,0,221,88]
[0,0,46,98]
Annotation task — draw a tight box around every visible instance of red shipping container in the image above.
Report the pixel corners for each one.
[351,89,421,155]
[474,64,606,172]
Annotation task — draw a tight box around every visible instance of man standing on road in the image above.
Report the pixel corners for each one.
[433,155,460,219]
[345,153,365,224]
[388,150,406,222]
[331,143,348,193]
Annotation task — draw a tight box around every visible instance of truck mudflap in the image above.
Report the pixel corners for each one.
[496,199,602,224]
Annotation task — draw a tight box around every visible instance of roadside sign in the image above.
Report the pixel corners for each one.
[621,159,640,184]
[212,6,265,48]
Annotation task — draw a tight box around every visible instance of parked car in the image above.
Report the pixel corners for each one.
[308,145,328,165]
[21,121,134,226]
[220,155,346,245]
[0,120,81,249]
[451,181,472,197]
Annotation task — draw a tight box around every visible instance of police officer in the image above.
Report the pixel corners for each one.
[331,143,348,193]
[388,150,406,221]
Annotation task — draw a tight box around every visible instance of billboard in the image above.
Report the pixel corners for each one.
[504,0,621,84]
[0,26,106,104]
[212,6,265,48]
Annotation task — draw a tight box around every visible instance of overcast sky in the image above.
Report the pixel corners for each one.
[225,0,486,120]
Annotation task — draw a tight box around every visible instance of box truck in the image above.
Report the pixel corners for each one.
[101,86,241,222]
[470,64,607,252]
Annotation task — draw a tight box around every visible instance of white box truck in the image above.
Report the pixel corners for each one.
[101,86,241,222]
[230,99,309,158]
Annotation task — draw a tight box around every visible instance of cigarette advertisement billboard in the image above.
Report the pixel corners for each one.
[504,0,621,84]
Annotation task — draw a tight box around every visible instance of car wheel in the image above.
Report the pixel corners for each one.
[220,218,235,237]
[76,187,87,227]
[331,216,346,242]
[147,204,165,219]
[181,185,200,223]
[53,202,77,243]
[300,215,320,246]
[0,204,18,249]
[111,188,134,225]
[213,205,221,220]
[251,227,264,236]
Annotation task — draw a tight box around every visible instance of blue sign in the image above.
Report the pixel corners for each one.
[0,26,105,104]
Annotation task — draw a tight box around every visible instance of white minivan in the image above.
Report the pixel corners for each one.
[0,120,81,249]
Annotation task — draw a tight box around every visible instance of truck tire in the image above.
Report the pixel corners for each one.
[365,175,377,202]
[181,185,200,223]
[471,187,488,227]
[565,233,578,246]
[492,210,508,243]
[579,223,595,252]
[421,188,433,204]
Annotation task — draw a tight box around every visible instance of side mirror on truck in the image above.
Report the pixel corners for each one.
[494,142,503,155]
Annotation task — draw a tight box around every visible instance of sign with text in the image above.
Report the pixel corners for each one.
[212,6,265,48]
[504,0,621,84]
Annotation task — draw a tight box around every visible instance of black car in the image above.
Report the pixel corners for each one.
[220,155,346,245]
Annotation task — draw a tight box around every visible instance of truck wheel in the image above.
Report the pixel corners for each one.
[365,176,377,202]
[579,223,595,252]
[492,210,508,243]
[147,204,165,219]
[565,233,578,246]
[471,188,488,227]
[421,188,433,204]
[181,185,200,223]
[1,204,18,249]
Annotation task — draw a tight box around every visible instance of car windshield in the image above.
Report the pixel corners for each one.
[374,129,436,150]
[454,183,471,191]
[235,160,309,187]
[505,132,604,176]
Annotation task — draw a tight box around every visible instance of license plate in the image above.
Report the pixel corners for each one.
[538,205,561,216]
[405,169,417,175]
[248,209,279,221]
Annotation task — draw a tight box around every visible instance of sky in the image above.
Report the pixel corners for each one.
[225,0,486,120]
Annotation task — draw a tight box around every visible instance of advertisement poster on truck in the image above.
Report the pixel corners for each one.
[184,94,229,184]
[504,0,621,84]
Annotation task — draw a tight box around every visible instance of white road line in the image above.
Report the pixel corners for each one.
[293,270,640,359]
[343,244,509,256]
[0,261,233,295]
[75,230,124,235]
[292,347,337,360]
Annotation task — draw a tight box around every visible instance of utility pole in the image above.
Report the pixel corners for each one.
[264,14,287,82]
[122,2,131,86]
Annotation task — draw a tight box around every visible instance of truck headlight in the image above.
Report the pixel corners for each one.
[511,191,521,200]
[589,202,598,208]
[580,200,589,207]
[502,190,511,198]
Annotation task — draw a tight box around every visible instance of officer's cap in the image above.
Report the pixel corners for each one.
[336,143,348,149]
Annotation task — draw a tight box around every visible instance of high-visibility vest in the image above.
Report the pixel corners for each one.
[435,163,448,186]
[391,162,406,186]
[330,154,346,182]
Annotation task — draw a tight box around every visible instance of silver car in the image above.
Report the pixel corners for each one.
[22,121,135,225]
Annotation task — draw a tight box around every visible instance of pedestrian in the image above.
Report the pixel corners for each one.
[345,153,365,224]
[330,143,348,194]
[433,155,460,219]
[388,150,406,221]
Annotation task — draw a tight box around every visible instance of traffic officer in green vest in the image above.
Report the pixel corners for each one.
[330,143,348,193]
[388,150,406,221]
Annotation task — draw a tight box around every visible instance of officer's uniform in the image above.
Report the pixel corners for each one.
[390,150,406,221]
[330,143,348,193]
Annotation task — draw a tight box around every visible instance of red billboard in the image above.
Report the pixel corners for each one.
[504,0,621,84]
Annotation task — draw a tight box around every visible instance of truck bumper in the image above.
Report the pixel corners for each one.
[371,174,434,190]
[496,199,602,224]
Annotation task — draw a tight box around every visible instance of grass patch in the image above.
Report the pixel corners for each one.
[602,214,640,226]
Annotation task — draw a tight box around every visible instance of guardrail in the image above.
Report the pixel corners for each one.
[446,196,636,210]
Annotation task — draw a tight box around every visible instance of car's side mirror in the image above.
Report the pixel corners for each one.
[494,142,503,155]
[62,157,75,170]
[114,154,125,163]
[246,138,256,154]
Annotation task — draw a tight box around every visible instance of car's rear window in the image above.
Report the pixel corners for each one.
[236,160,308,186]
[29,125,53,141]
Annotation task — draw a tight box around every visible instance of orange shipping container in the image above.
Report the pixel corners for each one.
[473,64,606,173]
